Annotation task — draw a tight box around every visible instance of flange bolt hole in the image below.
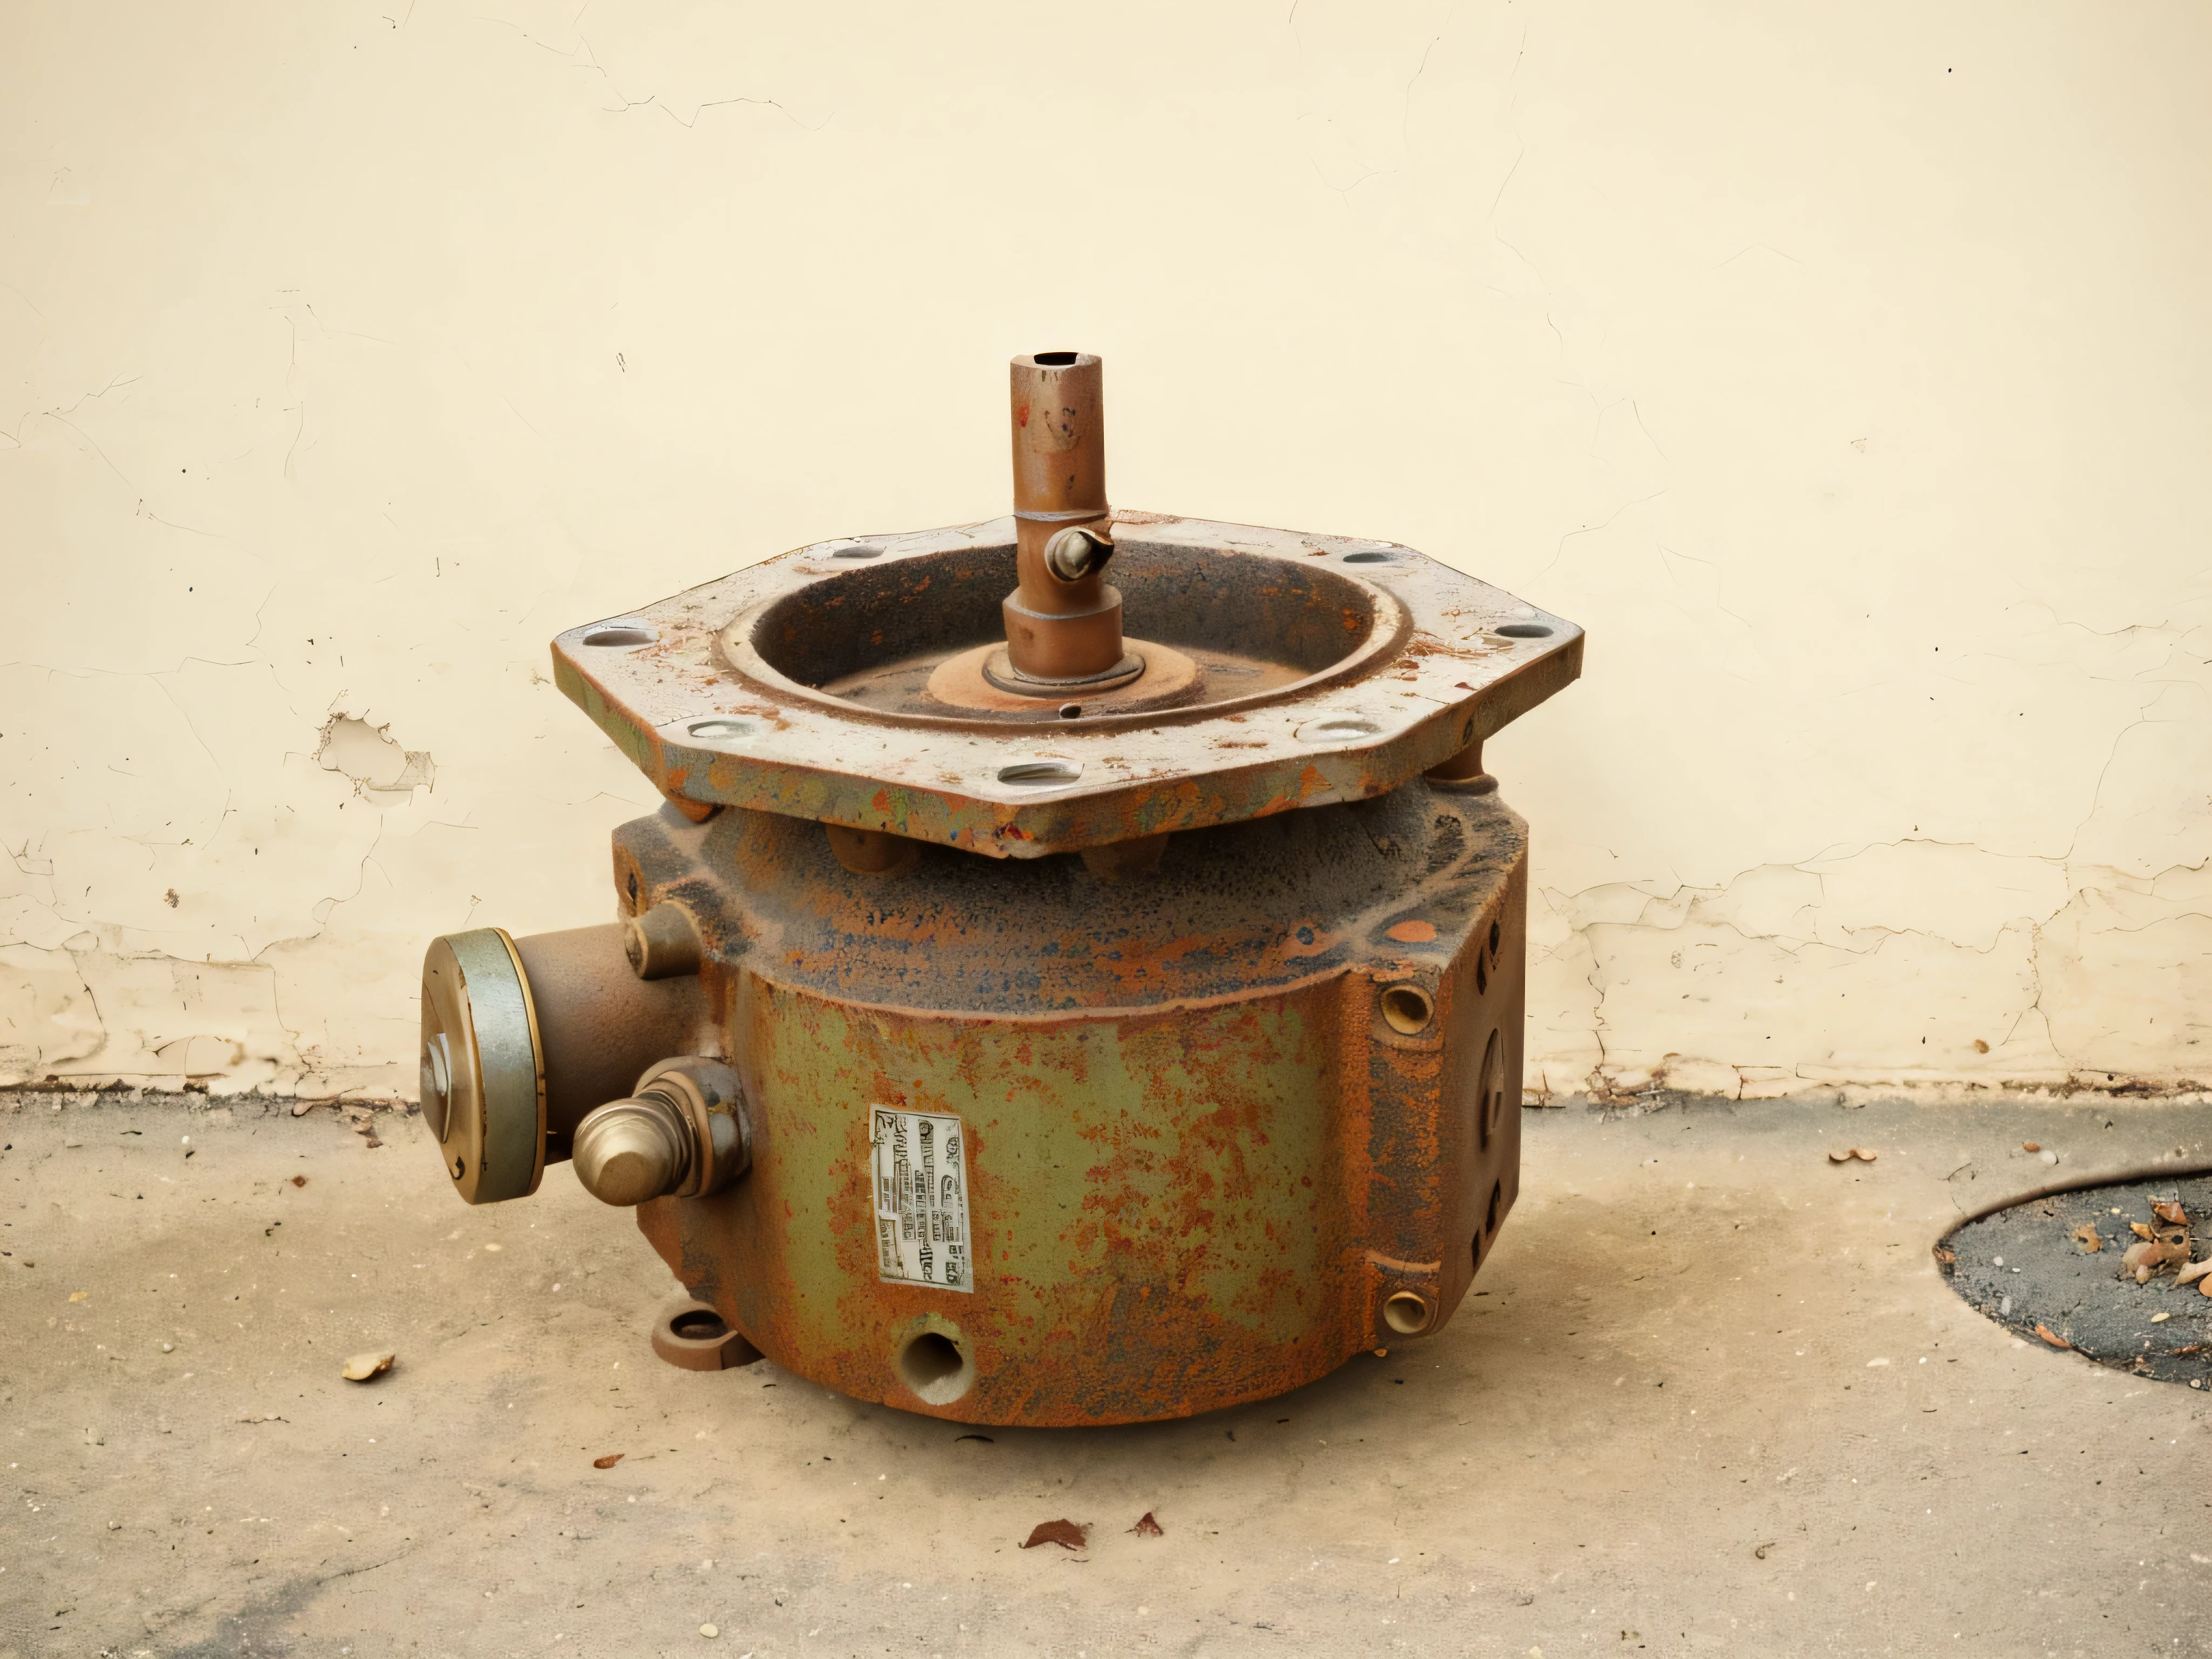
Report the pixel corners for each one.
[895,1329,975,1405]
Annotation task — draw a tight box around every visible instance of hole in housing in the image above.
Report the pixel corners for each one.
[1486,1178,1502,1235]
[997,759,1082,787]
[829,543,883,559]
[1381,983,1434,1035]
[896,1330,975,1405]
[1494,623,1553,639]
[670,1309,730,1341]
[1058,704,1083,719]
[1382,1292,1432,1336]
[582,625,655,649]
[1341,550,1398,564]
[687,719,753,740]
[1478,1029,1505,1149]
[1033,350,1079,366]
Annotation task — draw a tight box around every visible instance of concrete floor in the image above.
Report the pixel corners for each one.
[3,1089,2209,1658]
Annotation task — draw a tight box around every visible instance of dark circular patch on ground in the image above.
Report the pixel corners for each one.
[1941,1173,2212,1389]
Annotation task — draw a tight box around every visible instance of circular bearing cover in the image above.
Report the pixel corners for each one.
[420,928,547,1204]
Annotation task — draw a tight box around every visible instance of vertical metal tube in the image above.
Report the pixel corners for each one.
[1002,352,1128,684]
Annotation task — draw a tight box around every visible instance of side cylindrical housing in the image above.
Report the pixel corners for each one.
[610,784,1527,1426]
[512,925,710,1141]
[419,920,711,1204]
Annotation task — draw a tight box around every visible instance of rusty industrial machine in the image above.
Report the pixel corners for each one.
[418,353,1582,1425]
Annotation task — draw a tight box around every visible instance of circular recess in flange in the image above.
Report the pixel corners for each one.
[724,541,1409,730]
[686,719,754,741]
[1939,1166,2212,1388]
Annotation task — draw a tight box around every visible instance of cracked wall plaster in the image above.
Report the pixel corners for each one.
[317,714,435,804]
[2,3,2207,1099]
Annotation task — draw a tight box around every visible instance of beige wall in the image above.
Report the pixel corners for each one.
[4,2,2207,1099]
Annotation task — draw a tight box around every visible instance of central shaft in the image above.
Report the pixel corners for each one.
[999,351,1136,690]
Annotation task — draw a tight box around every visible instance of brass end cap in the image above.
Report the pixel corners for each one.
[571,1057,751,1208]
[574,1095,692,1205]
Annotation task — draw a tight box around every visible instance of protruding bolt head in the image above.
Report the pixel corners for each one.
[1043,526,1111,583]
[622,903,704,980]
[572,1094,693,1207]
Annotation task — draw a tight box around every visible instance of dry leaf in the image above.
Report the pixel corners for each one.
[2072,1225,2104,1254]
[1020,1520,1089,1550]
[1129,1511,1165,1537]
[2201,1276,2212,1298]
[1827,1150,1852,1164]
[2130,1222,2158,1242]
[1851,1148,1878,1163]
[592,1453,624,1469]
[2021,1142,2040,1153]
[2152,1311,2173,1324]
[68,1290,88,1303]
[341,1350,394,1381]
[289,1175,307,1188]
[2152,1199,2188,1226]
[2178,1258,2212,1287]
[2033,1324,2071,1350]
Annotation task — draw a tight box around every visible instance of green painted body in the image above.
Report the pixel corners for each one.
[622,782,1526,1425]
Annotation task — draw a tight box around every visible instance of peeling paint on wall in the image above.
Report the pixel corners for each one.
[318,715,436,804]
[2,3,2206,1098]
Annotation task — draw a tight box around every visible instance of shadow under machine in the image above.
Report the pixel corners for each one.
[417,353,1582,1425]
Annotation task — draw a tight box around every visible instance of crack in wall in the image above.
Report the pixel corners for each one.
[1536,842,2212,1100]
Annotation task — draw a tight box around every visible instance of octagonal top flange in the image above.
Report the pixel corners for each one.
[551,513,1581,858]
